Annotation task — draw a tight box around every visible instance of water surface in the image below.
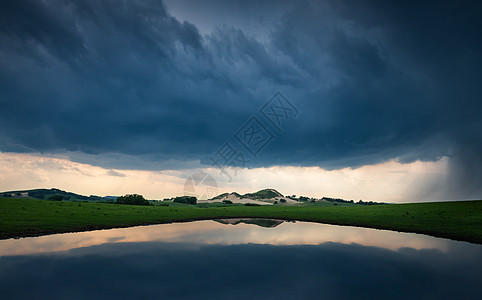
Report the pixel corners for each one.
[1,220,481,299]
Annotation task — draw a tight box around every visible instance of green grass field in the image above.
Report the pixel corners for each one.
[1,198,481,244]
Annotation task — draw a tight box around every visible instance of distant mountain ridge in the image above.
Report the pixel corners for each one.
[1,188,381,206]
[0,188,114,202]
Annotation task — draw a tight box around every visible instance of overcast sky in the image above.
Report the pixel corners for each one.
[1,0,481,201]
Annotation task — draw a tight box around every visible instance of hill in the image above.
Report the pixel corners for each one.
[203,188,298,205]
[205,189,382,206]
[244,189,283,199]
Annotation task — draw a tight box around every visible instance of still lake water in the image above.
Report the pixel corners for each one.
[1,219,481,299]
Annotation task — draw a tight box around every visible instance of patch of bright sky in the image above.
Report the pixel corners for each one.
[0,152,447,202]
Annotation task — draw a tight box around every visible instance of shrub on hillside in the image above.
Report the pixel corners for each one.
[48,195,63,201]
[173,196,197,205]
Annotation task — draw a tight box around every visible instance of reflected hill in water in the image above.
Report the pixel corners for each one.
[214,218,286,228]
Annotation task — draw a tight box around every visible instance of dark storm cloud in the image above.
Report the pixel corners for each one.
[0,0,481,198]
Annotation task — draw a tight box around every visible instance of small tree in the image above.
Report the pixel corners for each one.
[223,200,233,204]
[116,194,149,206]
[280,199,287,203]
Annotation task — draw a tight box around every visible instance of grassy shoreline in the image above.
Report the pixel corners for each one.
[1,198,482,244]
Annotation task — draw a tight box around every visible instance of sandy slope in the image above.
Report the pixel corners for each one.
[198,191,301,205]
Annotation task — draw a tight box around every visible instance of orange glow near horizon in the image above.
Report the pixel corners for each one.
[0,152,448,202]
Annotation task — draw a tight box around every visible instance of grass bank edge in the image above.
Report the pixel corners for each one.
[1,198,481,244]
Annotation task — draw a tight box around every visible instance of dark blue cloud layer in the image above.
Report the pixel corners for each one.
[0,0,481,197]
